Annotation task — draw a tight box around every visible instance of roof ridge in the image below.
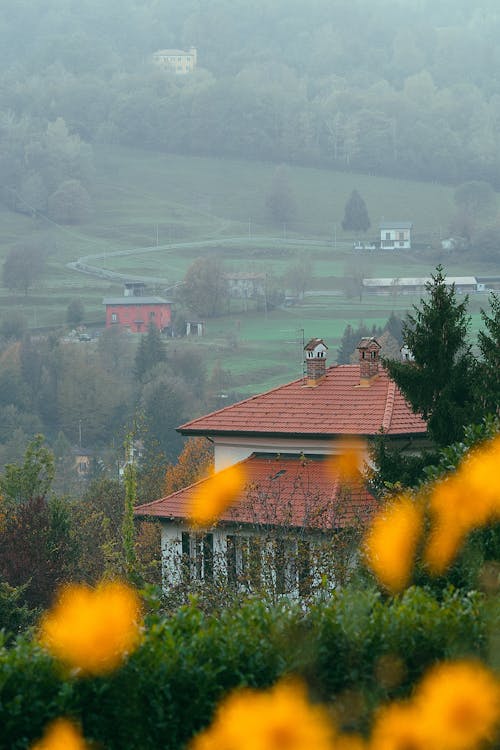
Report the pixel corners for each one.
[382,377,396,432]
[178,364,340,432]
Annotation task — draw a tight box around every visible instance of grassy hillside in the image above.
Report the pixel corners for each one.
[0,146,494,394]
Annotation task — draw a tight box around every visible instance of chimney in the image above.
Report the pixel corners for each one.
[357,337,381,386]
[304,338,328,387]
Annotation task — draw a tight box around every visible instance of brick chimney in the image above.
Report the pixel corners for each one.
[304,338,328,386]
[357,337,381,386]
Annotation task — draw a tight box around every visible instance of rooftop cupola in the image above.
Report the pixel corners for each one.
[357,337,381,385]
[304,338,328,387]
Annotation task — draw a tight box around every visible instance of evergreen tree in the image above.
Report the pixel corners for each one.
[133,323,166,381]
[336,322,381,364]
[477,293,500,416]
[265,165,297,225]
[384,312,404,347]
[341,190,371,232]
[384,266,478,446]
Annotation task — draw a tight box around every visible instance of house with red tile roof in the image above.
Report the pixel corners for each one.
[135,337,427,596]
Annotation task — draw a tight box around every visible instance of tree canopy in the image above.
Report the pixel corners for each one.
[181,257,229,318]
[3,242,46,295]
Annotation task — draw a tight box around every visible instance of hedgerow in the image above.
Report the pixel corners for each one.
[0,585,489,750]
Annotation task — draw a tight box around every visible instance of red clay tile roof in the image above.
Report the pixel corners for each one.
[135,453,378,530]
[179,365,426,438]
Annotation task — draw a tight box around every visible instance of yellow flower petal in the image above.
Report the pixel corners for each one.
[191,679,336,750]
[326,438,368,483]
[31,718,87,750]
[39,580,142,676]
[364,495,423,594]
[370,701,428,750]
[414,661,500,750]
[189,464,246,526]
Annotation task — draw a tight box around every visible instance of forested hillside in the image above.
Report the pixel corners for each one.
[1,0,500,202]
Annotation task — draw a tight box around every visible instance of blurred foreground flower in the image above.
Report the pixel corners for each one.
[363,495,423,594]
[190,679,336,750]
[326,438,367,483]
[414,661,500,750]
[189,463,246,526]
[371,661,500,750]
[425,435,500,574]
[371,701,427,750]
[39,580,142,676]
[31,718,87,750]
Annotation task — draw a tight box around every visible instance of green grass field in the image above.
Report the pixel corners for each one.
[0,146,496,394]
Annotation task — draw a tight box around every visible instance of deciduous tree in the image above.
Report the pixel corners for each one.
[3,242,46,295]
[164,437,213,495]
[0,435,54,505]
[182,257,229,318]
[66,298,85,327]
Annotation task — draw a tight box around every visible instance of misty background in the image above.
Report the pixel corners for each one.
[1,0,500,195]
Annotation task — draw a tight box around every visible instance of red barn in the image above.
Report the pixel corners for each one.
[103,296,172,333]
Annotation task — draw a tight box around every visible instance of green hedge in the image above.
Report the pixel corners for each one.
[0,587,491,750]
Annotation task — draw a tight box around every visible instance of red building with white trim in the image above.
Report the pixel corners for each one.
[103,296,172,333]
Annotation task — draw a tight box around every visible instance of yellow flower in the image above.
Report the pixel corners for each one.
[39,580,142,676]
[190,679,336,750]
[189,464,246,526]
[335,734,367,750]
[370,701,428,750]
[326,438,367,483]
[459,436,500,511]
[363,495,423,594]
[425,435,500,573]
[414,661,500,750]
[31,718,87,750]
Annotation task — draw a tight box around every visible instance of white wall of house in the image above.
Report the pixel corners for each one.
[212,435,340,471]
[162,520,356,598]
[379,228,411,249]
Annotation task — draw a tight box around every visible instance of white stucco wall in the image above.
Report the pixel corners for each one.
[212,435,338,471]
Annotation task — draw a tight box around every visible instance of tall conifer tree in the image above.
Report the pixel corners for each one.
[341,190,371,232]
[384,266,478,446]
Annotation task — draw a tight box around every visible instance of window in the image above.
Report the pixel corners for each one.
[181,532,214,581]
[248,537,262,588]
[399,241,404,247]
[227,535,237,584]
[111,312,118,322]
[274,539,286,595]
[385,232,391,240]
[298,540,312,597]
[149,311,155,319]
[203,534,214,582]
[181,532,191,583]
